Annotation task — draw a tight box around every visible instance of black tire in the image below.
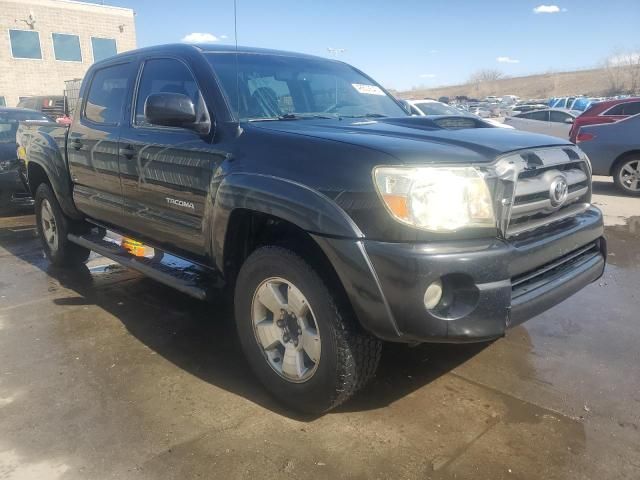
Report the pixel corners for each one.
[234,246,382,414]
[612,156,640,196]
[34,183,91,267]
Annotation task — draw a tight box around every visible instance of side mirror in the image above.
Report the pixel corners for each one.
[565,117,574,124]
[144,93,197,128]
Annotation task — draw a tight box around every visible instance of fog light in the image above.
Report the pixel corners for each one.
[424,279,443,310]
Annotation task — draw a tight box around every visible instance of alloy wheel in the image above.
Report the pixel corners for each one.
[251,277,321,383]
[40,198,59,253]
[619,159,640,192]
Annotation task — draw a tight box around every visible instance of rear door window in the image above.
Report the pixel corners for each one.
[549,111,571,123]
[521,111,549,121]
[605,104,625,115]
[84,63,131,125]
[622,102,640,116]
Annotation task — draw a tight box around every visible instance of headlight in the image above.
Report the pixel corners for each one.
[373,166,495,231]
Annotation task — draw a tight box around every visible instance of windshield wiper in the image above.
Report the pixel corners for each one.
[278,113,338,120]
[248,113,339,122]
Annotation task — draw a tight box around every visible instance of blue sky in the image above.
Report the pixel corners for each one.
[85,0,639,90]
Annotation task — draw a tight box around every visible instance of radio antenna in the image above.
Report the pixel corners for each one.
[234,0,242,133]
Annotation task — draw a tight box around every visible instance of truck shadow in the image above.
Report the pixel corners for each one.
[592,179,625,198]
[0,212,489,420]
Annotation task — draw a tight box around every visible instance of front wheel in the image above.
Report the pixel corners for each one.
[613,157,640,196]
[34,183,91,267]
[234,246,381,414]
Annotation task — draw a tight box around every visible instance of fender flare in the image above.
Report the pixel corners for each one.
[23,126,83,220]
[209,173,363,271]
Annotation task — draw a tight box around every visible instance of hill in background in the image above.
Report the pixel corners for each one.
[397,65,638,101]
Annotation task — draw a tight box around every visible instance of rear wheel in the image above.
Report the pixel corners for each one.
[35,183,91,267]
[613,157,640,196]
[234,246,381,414]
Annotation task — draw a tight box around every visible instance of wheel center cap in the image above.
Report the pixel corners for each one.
[278,310,301,343]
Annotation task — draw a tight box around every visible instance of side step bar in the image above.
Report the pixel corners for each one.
[68,233,214,301]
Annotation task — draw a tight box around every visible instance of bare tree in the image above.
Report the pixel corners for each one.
[618,51,640,94]
[468,69,504,96]
[603,49,629,95]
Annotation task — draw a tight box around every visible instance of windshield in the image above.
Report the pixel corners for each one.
[413,102,462,116]
[0,110,50,143]
[206,53,407,121]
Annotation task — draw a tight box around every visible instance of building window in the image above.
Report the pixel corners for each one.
[0,97,6,107]
[9,30,42,59]
[52,33,82,62]
[91,37,117,62]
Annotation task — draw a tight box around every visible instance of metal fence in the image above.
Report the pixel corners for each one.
[64,78,83,116]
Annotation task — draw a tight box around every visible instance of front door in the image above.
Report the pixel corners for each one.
[68,61,135,225]
[119,57,221,256]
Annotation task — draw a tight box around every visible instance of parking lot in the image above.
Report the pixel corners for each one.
[0,176,637,479]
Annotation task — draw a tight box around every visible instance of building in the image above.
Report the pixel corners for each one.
[0,0,136,108]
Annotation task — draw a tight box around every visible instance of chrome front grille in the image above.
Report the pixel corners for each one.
[496,147,592,238]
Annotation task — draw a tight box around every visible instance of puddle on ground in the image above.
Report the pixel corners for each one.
[604,216,640,269]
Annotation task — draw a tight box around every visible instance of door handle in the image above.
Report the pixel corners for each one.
[119,145,136,159]
[70,139,82,150]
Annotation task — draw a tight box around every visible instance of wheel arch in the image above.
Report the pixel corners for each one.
[210,173,363,272]
[610,150,640,176]
[27,161,83,220]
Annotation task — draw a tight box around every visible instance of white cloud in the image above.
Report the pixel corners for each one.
[220,34,229,40]
[420,73,437,78]
[429,49,439,54]
[496,56,520,64]
[533,5,565,13]
[181,32,219,43]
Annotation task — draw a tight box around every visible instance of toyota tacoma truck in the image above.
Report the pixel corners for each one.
[17,44,606,413]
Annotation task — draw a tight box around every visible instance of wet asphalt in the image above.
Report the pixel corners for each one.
[0,176,638,480]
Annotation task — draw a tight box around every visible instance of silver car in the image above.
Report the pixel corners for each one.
[577,114,640,196]
[504,108,577,139]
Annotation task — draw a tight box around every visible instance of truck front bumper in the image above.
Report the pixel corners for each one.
[313,206,605,343]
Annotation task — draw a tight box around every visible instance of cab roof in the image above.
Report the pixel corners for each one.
[107,43,331,63]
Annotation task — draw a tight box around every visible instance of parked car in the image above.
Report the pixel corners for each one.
[17,43,605,413]
[0,108,53,205]
[16,96,67,121]
[501,95,520,105]
[569,97,640,143]
[404,99,514,129]
[468,105,492,118]
[576,114,640,196]
[504,108,577,139]
[568,97,593,112]
[549,97,577,109]
[510,103,549,115]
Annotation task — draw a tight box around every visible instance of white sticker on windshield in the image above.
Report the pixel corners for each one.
[351,83,385,96]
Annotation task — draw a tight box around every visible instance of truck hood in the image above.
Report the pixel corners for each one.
[250,116,572,164]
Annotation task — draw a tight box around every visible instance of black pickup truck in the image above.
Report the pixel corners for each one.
[17,44,606,413]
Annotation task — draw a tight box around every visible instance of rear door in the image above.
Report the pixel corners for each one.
[68,61,135,225]
[548,110,573,139]
[507,111,550,134]
[118,56,219,256]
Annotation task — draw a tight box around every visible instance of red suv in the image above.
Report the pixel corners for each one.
[569,97,640,143]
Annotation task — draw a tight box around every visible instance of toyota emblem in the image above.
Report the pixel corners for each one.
[549,176,569,207]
